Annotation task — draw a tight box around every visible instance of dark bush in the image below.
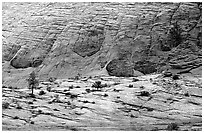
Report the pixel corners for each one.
[184,92,190,97]
[16,104,22,109]
[28,101,33,104]
[65,92,72,96]
[85,89,91,93]
[92,81,102,89]
[133,78,139,82]
[2,101,10,109]
[48,77,56,82]
[113,82,120,85]
[74,73,81,80]
[140,86,145,89]
[140,91,150,96]
[128,84,133,88]
[172,74,179,80]
[38,109,42,114]
[8,86,13,89]
[39,90,46,95]
[64,89,69,92]
[75,86,81,88]
[70,94,78,99]
[167,123,179,131]
[69,85,74,89]
[2,85,7,88]
[13,116,19,119]
[46,86,52,92]
[104,93,108,97]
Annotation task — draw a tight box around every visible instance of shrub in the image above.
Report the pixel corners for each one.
[85,88,91,93]
[167,123,179,131]
[46,85,52,92]
[8,86,13,89]
[133,78,139,82]
[74,73,81,80]
[113,82,120,85]
[13,116,19,119]
[140,91,150,96]
[184,92,190,97]
[28,101,33,104]
[92,81,102,89]
[2,101,10,109]
[16,103,22,109]
[70,94,78,99]
[104,93,108,97]
[27,71,39,96]
[48,77,56,82]
[69,85,74,89]
[2,85,7,88]
[172,74,179,80]
[64,89,69,92]
[39,90,46,95]
[128,84,133,88]
[140,86,145,89]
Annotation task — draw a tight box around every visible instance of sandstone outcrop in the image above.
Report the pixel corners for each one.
[2,2,202,131]
[2,2,202,86]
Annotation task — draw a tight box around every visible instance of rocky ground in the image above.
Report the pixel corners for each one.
[2,73,202,131]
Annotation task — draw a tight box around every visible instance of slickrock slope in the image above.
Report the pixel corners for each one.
[2,2,202,88]
[2,74,202,131]
[2,2,202,131]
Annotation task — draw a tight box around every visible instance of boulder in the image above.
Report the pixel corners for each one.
[106,59,134,77]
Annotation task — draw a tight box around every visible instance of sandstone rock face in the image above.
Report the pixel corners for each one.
[2,2,202,82]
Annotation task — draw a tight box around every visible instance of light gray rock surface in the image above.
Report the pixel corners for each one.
[2,2,202,131]
[2,2,202,88]
[2,74,202,131]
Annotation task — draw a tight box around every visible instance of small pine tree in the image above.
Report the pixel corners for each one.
[27,71,39,96]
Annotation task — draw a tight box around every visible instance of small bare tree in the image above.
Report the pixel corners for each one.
[27,71,39,97]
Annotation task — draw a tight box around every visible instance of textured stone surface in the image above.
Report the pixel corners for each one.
[2,2,202,131]
[2,74,202,131]
[2,2,202,85]
[106,59,134,77]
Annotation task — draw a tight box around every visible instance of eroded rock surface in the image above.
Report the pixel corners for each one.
[2,2,202,85]
[2,3,202,131]
[2,74,202,131]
